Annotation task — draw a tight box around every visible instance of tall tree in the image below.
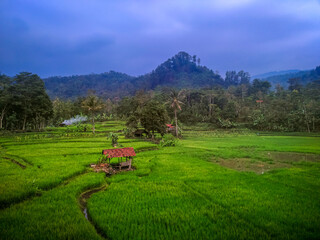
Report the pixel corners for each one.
[82,95,104,134]
[167,89,184,137]
[140,101,168,139]
[225,71,239,87]
[250,79,271,96]
[0,74,12,129]
[11,72,52,130]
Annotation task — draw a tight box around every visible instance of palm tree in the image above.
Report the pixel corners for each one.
[167,89,184,137]
[205,90,216,118]
[82,95,104,134]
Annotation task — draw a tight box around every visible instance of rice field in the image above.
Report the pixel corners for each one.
[0,122,320,239]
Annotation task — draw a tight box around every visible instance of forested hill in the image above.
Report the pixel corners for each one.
[44,71,135,99]
[44,52,223,99]
[253,69,301,79]
[44,51,320,99]
[132,51,224,90]
[257,67,320,88]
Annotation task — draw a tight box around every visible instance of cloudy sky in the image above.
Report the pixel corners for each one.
[0,0,319,77]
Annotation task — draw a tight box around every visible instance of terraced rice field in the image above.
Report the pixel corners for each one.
[0,122,319,239]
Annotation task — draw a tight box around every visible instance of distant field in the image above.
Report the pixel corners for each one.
[0,122,320,239]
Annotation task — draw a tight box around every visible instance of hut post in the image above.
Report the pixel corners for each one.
[129,157,132,170]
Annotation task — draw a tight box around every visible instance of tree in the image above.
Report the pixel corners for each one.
[167,89,184,137]
[140,101,168,139]
[108,132,119,147]
[238,71,250,85]
[52,98,77,126]
[0,74,12,129]
[32,88,53,130]
[11,72,53,130]
[205,90,217,118]
[250,79,271,96]
[224,71,238,87]
[82,95,104,133]
[288,78,302,92]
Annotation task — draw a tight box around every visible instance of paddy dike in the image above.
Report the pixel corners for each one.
[3,156,26,169]
[213,152,320,174]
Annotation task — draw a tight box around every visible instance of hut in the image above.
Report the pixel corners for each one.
[102,147,136,170]
[134,129,149,138]
[166,124,175,133]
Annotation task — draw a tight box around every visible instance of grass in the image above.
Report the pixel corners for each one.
[0,122,320,239]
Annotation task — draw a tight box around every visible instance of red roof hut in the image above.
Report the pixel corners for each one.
[102,147,136,170]
[166,124,175,132]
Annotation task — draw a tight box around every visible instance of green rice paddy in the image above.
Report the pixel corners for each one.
[0,121,319,239]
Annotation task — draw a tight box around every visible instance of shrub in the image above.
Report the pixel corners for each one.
[123,128,134,138]
[159,134,178,147]
[107,132,119,147]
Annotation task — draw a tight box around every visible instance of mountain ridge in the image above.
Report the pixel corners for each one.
[252,69,302,79]
[43,52,320,99]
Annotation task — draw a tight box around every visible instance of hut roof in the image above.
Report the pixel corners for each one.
[102,147,136,158]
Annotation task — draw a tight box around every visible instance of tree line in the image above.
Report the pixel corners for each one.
[116,78,320,133]
[1,71,319,133]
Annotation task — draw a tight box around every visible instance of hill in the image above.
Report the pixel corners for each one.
[44,52,320,99]
[133,51,224,90]
[44,71,135,99]
[44,52,223,99]
[252,69,301,79]
[255,67,320,88]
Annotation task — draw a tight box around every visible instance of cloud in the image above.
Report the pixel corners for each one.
[0,0,319,77]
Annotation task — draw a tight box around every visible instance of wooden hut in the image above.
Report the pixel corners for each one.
[166,124,175,133]
[134,129,149,138]
[102,147,136,170]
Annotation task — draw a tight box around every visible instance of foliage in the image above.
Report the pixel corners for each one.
[44,71,135,99]
[0,72,53,131]
[217,118,238,129]
[107,132,119,147]
[123,127,135,138]
[82,94,105,134]
[0,122,320,239]
[159,134,179,147]
[140,101,168,139]
[52,98,83,126]
[97,154,108,164]
[261,66,320,89]
[166,89,185,137]
[76,123,89,132]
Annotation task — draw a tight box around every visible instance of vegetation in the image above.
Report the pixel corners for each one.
[115,78,320,133]
[0,122,319,239]
[167,89,184,137]
[1,53,319,134]
[0,72,52,131]
[259,66,320,89]
[140,101,168,139]
[44,71,134,99]
[1,51,320,239]
[42,52,320,100]
[81,94,105,134]
[108,132,119,147]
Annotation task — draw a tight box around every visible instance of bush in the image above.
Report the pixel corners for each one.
[123,128,134,138]
[107,132,119,147]
[159,134,178,147]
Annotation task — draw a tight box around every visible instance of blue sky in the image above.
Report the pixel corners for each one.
[0,0,319,77]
